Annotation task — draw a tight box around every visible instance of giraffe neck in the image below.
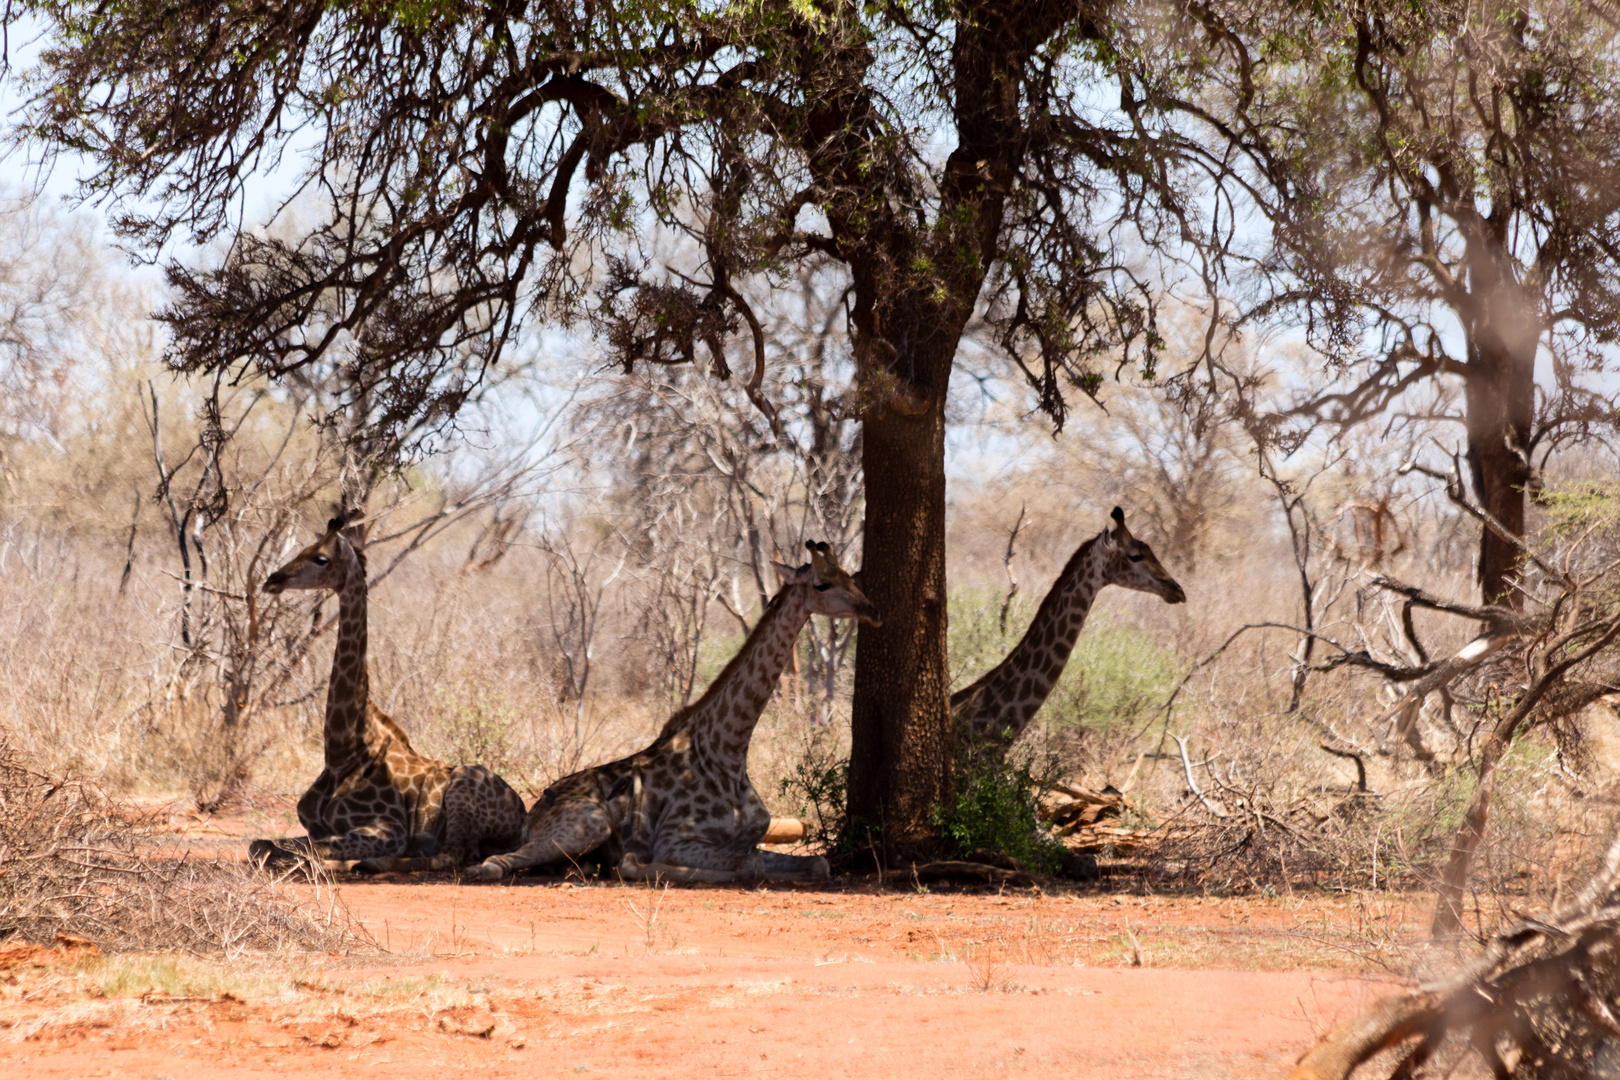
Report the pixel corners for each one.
[663,585,813,770]
[951,533,1109,747]
[324,539,372,769]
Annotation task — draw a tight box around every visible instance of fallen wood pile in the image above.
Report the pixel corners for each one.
[1040,782,1129,834]
[1290,828,1620,1080]
[1063,824,1177,856]
[1040,782,1189,860]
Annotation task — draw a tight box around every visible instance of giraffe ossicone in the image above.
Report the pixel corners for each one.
[952,506,1185,754]
[464,539,880,884]
[247,511,527,875]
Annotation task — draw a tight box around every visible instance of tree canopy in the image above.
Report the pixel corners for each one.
[19,0,1180,453]
[15,0,1193,849]
[1134,0,1620,603]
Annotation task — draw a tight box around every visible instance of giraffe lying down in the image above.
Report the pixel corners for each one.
[465,541,880,884]
[248,514,527,874]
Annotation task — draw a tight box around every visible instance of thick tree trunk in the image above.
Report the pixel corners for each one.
[847,372,953,858]
[839,0,1060,859]
[1461,259,1537,607]
[1463,352,1533,606]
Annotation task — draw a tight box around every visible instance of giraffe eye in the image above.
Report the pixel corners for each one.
[813,583,833,592]
[312,556,330,566]
[1128,554,1144,563]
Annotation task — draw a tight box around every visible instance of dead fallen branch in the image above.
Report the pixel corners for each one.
[910,861,1035,887]
[761,817,805,844]
[1061,824,1198,857]
[1040,783,1130,833]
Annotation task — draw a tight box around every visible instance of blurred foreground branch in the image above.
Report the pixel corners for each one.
[1291,828,1620,1080]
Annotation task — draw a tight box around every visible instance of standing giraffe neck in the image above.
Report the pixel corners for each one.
[663,585,813,768]
[324,541,372,769]
[951,534,1107,747]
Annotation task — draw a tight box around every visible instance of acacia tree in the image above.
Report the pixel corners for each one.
[1138,0,1620,605]
[14,0,1184,851]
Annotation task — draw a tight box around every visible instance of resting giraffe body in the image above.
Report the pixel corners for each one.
[952,507,1185,754]
[248,515,526,873]
[465,542,880,884]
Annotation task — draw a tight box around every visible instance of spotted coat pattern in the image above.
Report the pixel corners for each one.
[465,546,879,884]
[248,520,525,873]
[952,508,1186,754]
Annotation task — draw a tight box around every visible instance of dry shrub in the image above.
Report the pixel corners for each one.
[0,737,356,955]
[1291,831,1620,1080]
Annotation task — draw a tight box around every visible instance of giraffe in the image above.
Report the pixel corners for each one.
[247,514,527,874]
[464,541,880,884]
[951,507,1185,755]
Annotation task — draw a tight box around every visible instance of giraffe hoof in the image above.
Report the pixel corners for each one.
[248,840,286,868]
[463,862,505,883]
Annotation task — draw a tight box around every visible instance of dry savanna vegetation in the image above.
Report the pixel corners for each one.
[4,0,1620,1067]
[0,187,1617,1075]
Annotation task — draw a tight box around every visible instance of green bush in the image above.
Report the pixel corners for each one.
[777,741,851,854]
[778,739,1065,873]
[933,745,1064,873]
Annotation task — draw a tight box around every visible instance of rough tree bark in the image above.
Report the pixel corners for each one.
[848,402,952,851]
[841,0,1060,855]
[1462,251,1539,607]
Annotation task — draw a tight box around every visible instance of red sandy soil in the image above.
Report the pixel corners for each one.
[0,806,1425,1079]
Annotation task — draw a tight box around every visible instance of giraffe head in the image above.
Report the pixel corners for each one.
[263,512,368,595]
[1099,507,1185,604]
[774,541,882,626]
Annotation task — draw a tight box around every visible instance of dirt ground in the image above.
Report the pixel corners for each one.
[0,807,1426,1079]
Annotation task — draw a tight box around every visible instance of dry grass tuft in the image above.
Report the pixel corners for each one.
[0,737,358,956]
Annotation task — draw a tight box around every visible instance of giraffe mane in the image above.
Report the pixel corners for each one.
[948,534,1100,707]
[657,585,795,739]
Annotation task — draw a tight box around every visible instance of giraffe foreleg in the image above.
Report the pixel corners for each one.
[249,822,406,873]
[751,849,832,882]
[463,797,612,882]
[247,837,357,873]
[616,851,741,883]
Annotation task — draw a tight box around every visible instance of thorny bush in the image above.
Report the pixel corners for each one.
[0,737,357,955]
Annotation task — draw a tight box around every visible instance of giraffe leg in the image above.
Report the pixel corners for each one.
[463,796,613,882]
[249,822,406,873]
[357,766,527,875]
[630,841,831,884]
[356,852,457,874]
[752,849,832,882]
[248,837,358,873]
[616,851,741,884]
